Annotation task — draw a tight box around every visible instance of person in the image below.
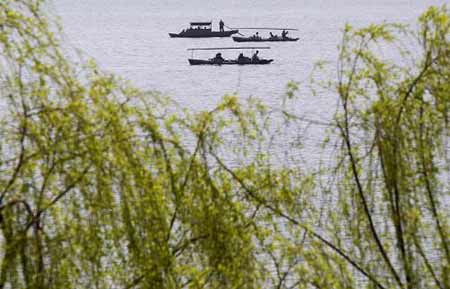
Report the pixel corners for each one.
[269,32,274,39]
[219,19,224,32]
[212,52,224,63]
[282,30,288,39]
[252,50,260,62]
[237,53,251,63]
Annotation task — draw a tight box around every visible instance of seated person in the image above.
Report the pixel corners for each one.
[252,32,261,39]
[237,53,251,63]
[212,52,225,63]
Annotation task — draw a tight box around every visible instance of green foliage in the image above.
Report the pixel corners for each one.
[0,1,448,289]
[328,4,450,289]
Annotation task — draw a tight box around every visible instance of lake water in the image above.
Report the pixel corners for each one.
[52,0,447,166]
[53,0,446,111]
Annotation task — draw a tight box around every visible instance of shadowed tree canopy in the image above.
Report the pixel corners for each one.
[0,1,448,288]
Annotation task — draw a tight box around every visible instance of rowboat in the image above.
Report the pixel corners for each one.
[233,36,299,42]
[187,47,273,66]
[169,22,239,38]
[188,59,273,65]
[229,27,299,43]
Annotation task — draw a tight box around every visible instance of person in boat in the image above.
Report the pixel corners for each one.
[237,53,251,63]
[219,20,225,32]
[282,30,289,39]
[212,52,225,63]
[252,50,260,62]
[269,32,274,39]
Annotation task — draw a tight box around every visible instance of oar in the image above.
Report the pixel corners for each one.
[231,27,299,31]
[225,24,245,36]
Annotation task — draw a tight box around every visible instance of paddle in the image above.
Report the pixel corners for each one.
[225,24,245,36]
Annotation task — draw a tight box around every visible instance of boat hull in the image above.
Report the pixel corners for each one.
[169,30,239,38]
[232,36,299,42]
[188,59,273,65]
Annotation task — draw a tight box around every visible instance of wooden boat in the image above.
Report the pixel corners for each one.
[187,47,273,65]
[229,27,299,43]
[188,59,273,65]
[169,22,239,38]
[232,36,299,42]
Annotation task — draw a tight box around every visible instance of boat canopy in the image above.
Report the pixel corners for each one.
[231,27,299,31]
[190,22,212,26]
[187,46,270,51]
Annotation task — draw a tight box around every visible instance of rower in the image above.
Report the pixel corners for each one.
[219,20,225,32]
[213,52,224,63]
[238,53,251,63]
[252,50,260,62]
[282,30,288,39]
[269,32,274,38]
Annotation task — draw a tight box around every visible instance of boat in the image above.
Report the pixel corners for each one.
[229,27,299,43]
[233,36,299,42]
[188,59,273,65]
[187,47,273,65]
[169,22,239,38]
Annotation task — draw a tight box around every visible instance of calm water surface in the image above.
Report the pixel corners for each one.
[54,0,446,111]
[53,0,446,165]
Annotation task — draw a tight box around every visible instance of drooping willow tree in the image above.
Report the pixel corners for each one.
[0,1,448,289]
[304,7,450,288]
[0,1,269,288]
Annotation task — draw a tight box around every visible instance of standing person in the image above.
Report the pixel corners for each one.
[252,50,259,62]
[219,19,225,32]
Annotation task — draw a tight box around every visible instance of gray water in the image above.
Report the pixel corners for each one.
[52,0,447,167]
[53,0,446,112]
[49,2,450,283]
